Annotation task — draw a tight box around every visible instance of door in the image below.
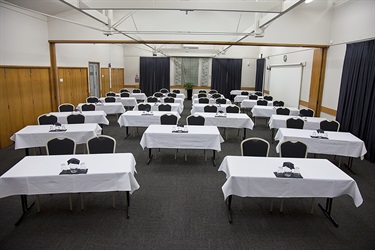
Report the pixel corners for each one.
[89,62,100,97]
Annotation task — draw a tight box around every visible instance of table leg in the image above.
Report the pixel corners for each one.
[124,126,129,139]
[25,148,30,156]
[226,195,232,224]
[318,198,338,227]
[243,128,247,140]
[147,148,153,165]
[271,128,275,144]
[212,150,216,167]
[15,195,35,226]
[126,191,130,219]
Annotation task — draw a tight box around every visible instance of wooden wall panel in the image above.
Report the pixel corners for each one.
[101,68,124,96]
[32,68,52,115]
[0,69,12,148]
[58,68,88,106]
[101,68,110,97]
[18,69,36,125]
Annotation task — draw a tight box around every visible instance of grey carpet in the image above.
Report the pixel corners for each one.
[0,100,374,250]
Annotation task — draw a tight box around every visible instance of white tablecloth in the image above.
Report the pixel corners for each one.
[133,102,183,114]
[194,112,254,130]
[118,111,181,127]
[99,97,137,107]
[191,104,233,114]
[77,103,125,114]
[230,90,255,96]
[268,115,327,130]
[129,93,147,101]
[192,93,224,100]
[251,105,299,117]
[0,153,140,198]
[234,95,249,103]
[218,156,363,207]
[193,98,231,105]
[50,111,109,125]
[241,100,273,109]
[140,125,224,151]
[10,124,102,149]
[274,128,367,159]
[158,97,184,105]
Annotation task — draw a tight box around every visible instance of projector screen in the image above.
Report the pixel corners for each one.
[269,65,302,108]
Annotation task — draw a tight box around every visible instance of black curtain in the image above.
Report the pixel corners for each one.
[255,58,265,92]
[140,57,170,96]
[336,39,375,162]
[211,59,242,98]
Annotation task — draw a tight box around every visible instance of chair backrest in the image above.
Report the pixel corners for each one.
[160,113,178,125]
[133,88,141,93]
[299,108,315,117]
[276,107,290,116]
[204,105,218,113]
[280,140,308,158]
[147,96,158,103]
[154,92,164,97]
[87,135,116,154]
[67,114,85,124]
[320,120,340,132]
[241,91,249,96]
[106,92,116,97]
[254,92,263,96]
[216,98,227,104]
[209,90,218,94]
[120,92,130,97]
[164,97,175,103]
[198,93,207,98]
[158,104,172,111]
[264,95,273,101]
[211,93,222,99]
[46,137,76,155]
[120,88,129,93]
[105,96,116,103]
[186,114,205,125]
[286,118,304,129]
[241,137,270,157]
[198,90,207,94]
[257,100,268,106]
[81,104,96,111]
[160,88,169,93]
[86,96,99,103]
[273,100,284,107]
[138,103,151,111]
[249,95,258,100]
[167,93,177,98]
[38,114,58,125]
[226,105,240,113]
[198,98,209,104]
[172,89,180,94]
[58,103,75,112]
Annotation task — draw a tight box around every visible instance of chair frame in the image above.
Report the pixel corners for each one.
[186,114,205,126]
[279,140,308,158]
[320,120,340,132]
[46,136,76,155]
[58,103,75,112]
[81,103,96,111]
[158,104,172,111]
[38,114,58,125]
[286,117,304,129]
[86,96,99,103]
[160,113,178,125]
[67,113,85,124]
[240,137,270,157]
[87,135,116,154]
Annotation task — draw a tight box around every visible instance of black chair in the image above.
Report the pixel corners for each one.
[138,103,151,111]
[198,90,207,94]
[120,92,130,97]
[105,96,116,103]
[198,98,209,104]
[226,105,240,113]
[147,97,158,103]
[241,91,249,96]
[299,108,315,117]
[38,114,58,125]
[211,93,222,99]
[67,114,85,124]
[216,98,227,104]
[186,114,205,125]
[280,140,308,158]
[264,95,273,101]
[240,137,270,157]
[204,105,218,113]
[167,93,177,98]
[58,103,75,112]
[86,96,99,103]
[276,107,290,116]
[198,93,207,98]
[249,95,258,100]
[273,100,284,107]
[133,89,141,93]
[163,97,175,103]
[254,92,263,96]
[209,90,218,94]
[320,120,340,132]
[120,89,129,93]
[172,89,180,94]
[160,88,169,93]
[153,92,164,97]
[81,104,95,111]
[106,92,116,97]
[257,100,268,106]
[286,117,304,129]
[46,137,76,155]
[158,104,172,111]
[87,135,116,154]
[160,113,178,125]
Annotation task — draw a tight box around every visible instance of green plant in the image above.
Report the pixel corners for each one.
[183,82,194,90]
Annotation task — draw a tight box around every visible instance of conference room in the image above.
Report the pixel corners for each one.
[0,0,374,249]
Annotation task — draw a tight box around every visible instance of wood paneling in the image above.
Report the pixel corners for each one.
[320,106,337,116]
[101,68,124,96]
[58,68,88,106]
[0,67,51,149]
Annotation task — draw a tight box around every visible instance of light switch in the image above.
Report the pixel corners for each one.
[59,78,63,82]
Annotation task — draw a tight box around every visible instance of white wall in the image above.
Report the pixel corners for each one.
[0,4,50,66]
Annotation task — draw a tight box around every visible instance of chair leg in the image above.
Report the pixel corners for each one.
[270,199,274,213]
[280,198,284,213]
[112,193,116,208]
[204,149,207,161]
[240,198,244,211]
[185,150,187,161]
[36,195,41,213]
[69,195,73,211]
[310,198,315,214]
[80,193,84,211]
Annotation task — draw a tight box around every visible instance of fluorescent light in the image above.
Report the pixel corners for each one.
[305,0,314,3]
